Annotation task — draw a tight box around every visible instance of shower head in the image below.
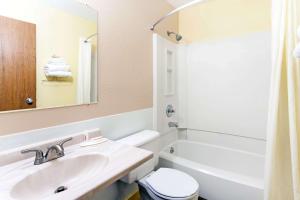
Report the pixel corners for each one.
[176,34,183,42]
[167,31,183,42]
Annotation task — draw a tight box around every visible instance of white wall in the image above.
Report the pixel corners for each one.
[179,32,271,141]
[153,34,179,134]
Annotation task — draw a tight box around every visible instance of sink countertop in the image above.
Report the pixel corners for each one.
[0,140,153,200]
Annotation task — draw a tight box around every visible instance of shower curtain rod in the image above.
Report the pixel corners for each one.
[84,33,98,42]
[150,0,207,31]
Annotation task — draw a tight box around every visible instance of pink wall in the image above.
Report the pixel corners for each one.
[0,0,178,136]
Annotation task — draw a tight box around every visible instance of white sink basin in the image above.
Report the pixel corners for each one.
[10,153,108,200]
[0,139,153,200]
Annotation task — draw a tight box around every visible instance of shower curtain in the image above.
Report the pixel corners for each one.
[264,0,300,199]
[77,38,92,104]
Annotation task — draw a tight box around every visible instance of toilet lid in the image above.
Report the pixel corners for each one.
[145,168,199,199]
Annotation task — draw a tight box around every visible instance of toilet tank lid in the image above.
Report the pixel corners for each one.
[117,130,160,147]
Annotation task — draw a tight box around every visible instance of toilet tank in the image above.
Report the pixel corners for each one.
[117,130,160,184]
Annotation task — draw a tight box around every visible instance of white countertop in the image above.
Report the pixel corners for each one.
[0,140,153,200]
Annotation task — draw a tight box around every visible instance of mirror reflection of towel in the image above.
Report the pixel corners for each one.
[44,71,72,77]
[44,64,70,72]
[44,56,72,77]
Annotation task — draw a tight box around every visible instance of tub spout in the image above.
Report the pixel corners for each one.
[168,122,179,128]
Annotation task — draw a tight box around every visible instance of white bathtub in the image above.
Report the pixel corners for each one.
[158,140,264,200]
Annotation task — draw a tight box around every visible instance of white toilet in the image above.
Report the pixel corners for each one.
[118,130,199,200]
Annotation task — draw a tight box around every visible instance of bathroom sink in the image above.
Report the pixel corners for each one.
[10,153,108,200]
[0,139,153,200]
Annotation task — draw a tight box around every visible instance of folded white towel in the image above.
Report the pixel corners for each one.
[48,57,66,64]
[44,56,72,77]
[294,43,300,58]
[44,64,71,72]
[45,71,72,78]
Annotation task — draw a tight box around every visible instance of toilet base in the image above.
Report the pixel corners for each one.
[138,183,155,200]
[137,174,165,200]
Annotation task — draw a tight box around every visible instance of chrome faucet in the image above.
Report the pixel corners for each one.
[21,137,72,165]
[168,122,179,128]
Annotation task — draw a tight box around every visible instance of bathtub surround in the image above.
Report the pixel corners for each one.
[152,0,272,157]
[153,34,179,134]
[264,0,300,199]
[181,32,271,140]
[0,0,178,136]
[153,30,267,199]
[176,0,271,140]
[185,130,267,155]
[153,32,271,154]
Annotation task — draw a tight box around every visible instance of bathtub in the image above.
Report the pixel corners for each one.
[158,140,264,200]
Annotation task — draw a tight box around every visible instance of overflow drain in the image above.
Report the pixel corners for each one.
[54,186,68,194]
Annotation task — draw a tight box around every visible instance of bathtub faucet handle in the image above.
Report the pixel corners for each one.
[166,105,176,117]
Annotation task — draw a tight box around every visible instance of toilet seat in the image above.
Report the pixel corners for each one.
[146,184,197,200]
[139,168,199,200]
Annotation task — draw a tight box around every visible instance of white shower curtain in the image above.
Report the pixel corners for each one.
[77,38,92,104]
[264,0,300,199]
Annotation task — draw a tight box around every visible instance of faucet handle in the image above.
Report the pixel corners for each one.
[21,149,44,165]
[58,137,73,148]
[21,149,44,157]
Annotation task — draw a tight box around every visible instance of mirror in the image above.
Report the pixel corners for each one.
[0,0,98,112]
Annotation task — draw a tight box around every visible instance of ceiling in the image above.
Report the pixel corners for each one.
[166,0,195,8]
[44,0,97,22]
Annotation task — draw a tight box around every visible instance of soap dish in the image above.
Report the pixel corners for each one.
[80,137,109,147]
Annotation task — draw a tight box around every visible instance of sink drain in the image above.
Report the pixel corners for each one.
[54,186,68,194]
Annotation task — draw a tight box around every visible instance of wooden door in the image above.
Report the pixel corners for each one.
[0,16,36,111]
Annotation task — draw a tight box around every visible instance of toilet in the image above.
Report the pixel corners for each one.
[117,130,199,200]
